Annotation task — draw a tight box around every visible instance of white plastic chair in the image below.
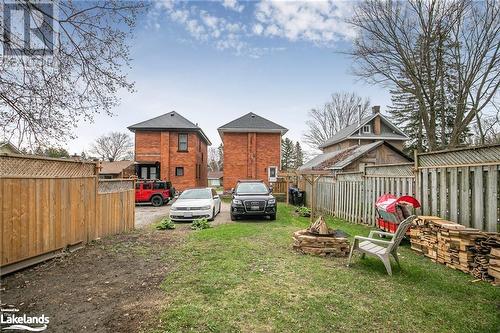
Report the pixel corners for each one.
[347,215,417,275]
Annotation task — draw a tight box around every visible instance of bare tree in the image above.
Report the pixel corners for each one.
[303,92,370,149]
[349,0,500,150]
[0,1,146,148]
[470,109,500,145]
[208,144,223,172]
[90,132,133,162]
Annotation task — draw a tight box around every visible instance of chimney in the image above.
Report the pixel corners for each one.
[372,105,381,135]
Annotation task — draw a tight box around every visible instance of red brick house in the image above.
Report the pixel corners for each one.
[218,113,288,190]
[128,111,211,190]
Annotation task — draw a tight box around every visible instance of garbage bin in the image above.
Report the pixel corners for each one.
[291,190,305,206]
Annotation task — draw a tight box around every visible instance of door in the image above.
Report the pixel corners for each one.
[141,182,153,201]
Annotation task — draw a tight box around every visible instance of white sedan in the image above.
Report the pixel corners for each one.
[169,188,221,221]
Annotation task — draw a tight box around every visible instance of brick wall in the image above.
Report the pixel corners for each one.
[223,132,281,190]
[134,130,208,190]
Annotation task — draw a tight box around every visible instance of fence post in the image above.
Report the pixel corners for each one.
[414,149,421,215]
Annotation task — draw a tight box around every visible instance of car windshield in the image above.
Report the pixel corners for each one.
[179,189,211,200]
[236,182,268,195]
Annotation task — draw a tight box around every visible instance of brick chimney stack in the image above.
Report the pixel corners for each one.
[372,105,381,134]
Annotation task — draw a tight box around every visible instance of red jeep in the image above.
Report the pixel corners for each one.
[135,180,175,207]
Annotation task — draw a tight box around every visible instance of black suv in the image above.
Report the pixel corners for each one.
[230,180,276,221]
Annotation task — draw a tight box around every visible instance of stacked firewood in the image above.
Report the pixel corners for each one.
[292,216,350,257]
[488,248,500,286]
[409,216,499,285]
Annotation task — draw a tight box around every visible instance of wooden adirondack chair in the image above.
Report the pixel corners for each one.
[347,215,417,275]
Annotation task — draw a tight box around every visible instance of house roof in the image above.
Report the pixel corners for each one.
[0,141,21,154]
[128,111,211,145]
[218,112,288,138]
[318,113,408,149]
[100,160,135,175]
[208,171,223,179]
[298,141,411,172]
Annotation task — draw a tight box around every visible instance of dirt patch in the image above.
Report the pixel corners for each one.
[0,227,189,333]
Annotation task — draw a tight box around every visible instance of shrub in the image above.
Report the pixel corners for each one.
[156,217,176,230]
[296,206,311,217]
[191,218,211,230]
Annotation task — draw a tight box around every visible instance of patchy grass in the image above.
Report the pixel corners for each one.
[154,204,500,333]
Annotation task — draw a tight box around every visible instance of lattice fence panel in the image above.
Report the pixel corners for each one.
[418,144,500,168]
[98,179,134,193]
[0,154,96,177]
[365,163,414,177]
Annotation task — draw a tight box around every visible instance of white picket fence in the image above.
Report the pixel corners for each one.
[304,145,500,232]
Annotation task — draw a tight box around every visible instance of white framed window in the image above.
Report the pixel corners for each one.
[268,166,277,182]
[362,125,372,133]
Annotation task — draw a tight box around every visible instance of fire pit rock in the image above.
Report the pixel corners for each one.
[292,216,350,257]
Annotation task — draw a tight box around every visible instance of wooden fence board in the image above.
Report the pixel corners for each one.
[430,169,438,216]
[449,168,458,222]
[439,169,447,219]
[459,167,470,227]
[487,166,498,232]
[473,166,484,230]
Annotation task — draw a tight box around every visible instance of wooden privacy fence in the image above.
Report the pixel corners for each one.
[304,145,500,232]
[1,154,135,274]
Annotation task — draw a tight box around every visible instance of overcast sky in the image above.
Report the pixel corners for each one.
[67,1,392,155]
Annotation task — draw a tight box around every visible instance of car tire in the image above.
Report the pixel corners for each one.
[230,212,237,221]
[269,214,276,221]
[209,207,215,221]
[151,195,163,207]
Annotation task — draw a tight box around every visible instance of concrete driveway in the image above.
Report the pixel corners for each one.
[135,201,231,228]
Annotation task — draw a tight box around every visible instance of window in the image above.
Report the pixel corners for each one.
[178,133,188,151]
[153,182,166,190]
[268,166,277,182]
[140,166,148,179]
[142,183,152,190]
[175,167,184,176]
[362,125,372,133]
[150,167,157,180]
[135,183,140,190]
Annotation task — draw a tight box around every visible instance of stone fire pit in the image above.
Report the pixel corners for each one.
[293,216,350,257]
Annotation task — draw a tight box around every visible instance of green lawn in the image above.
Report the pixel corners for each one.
[154,204,500,333]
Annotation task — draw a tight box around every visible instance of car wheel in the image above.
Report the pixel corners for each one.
[151,195,163,207]
[209,207,215,221]
[230,213,237,221]
[269,214,276,221]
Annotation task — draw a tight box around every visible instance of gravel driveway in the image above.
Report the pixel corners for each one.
[135,201,231,228]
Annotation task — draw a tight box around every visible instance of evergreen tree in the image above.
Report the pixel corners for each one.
[281,138,295,170]
[293,142,304,169]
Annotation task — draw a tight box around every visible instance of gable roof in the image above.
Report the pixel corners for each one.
[128,111,211,145]
[100,160,135,175]
[0,141,21,154]
[298,141,411,172]
[318,113,408,149]
[218,112,288,138]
